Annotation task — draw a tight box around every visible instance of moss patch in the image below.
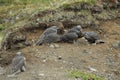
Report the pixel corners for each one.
[68,70,104,80]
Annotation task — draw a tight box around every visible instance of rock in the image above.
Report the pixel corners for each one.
[0,66,5,75]
[43,59,47,62]
[7,74,16,78]
[49,44,55,48]
[112,42,120,49]
[54,44,60,48]
[24,41,31,46]
[49,44,60,48]
[38,73,45,77]
[88,66,97,72]
[57,56,62,60]
[0,58,3,61]
[63,61,66,63]
[82,50,89,54]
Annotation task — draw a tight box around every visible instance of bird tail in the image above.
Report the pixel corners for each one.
[36,35,45,45]
[36,39,43,45]
[96,39,105,44]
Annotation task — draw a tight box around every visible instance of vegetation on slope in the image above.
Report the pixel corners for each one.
[0,0,97,30]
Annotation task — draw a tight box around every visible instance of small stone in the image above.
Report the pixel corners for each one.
[63,61,66,63]
[24,41,31,46]
[38,73,45,77]
[58,56,62,60]
[82,50,89,54]
[60,67,64,69]
[0,58,3,61]
[37,18,40,21]
[43,59,46,62]
[54,44,60,48]
[0,66,5,75]
[49,44,55,48]
[49,44,60,48]
[88,66,97,72]
[64,29,67,32]
[112,43,120,49]
[16,16,19,20]
[7,74,16,78]
[36,49,39,52]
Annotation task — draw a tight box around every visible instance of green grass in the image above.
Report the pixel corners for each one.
[0,32,3,44]
[116,41,120,49]
[0,0,98,30]
[0,24,5,31]
[68,70,105,80]
[118,42,120,47]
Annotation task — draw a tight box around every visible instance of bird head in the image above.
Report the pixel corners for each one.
[76,25,82,31]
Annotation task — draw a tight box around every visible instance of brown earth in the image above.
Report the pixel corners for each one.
[0,19,120,80]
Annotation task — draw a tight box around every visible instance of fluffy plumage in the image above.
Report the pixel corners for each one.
[84,31,100,43]
[12,52,26,74]
[36,26,58,45]
[60,32,78,43]
[42,33,60,44]
[68,25,83,38]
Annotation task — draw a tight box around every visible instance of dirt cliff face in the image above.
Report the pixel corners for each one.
[0,1,120,50]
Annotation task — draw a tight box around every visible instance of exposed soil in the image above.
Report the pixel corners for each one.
[0,20,120,80]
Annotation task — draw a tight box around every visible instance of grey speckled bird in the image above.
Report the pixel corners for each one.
[11,52,26,75]
[84,31,100,43]
[68,25,83,38]
[36,26,59,45]
[60,32,78,43]
[42,33,61,44]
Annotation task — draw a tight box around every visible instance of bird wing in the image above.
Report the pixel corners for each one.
[36,28,57,45]
[43,33,60,43]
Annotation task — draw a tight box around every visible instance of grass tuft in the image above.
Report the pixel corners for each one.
[116,42,120,49]
[0,32,3,44]
[0,0,98,30]
[68,70,105,80]
[0,24,5,31]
